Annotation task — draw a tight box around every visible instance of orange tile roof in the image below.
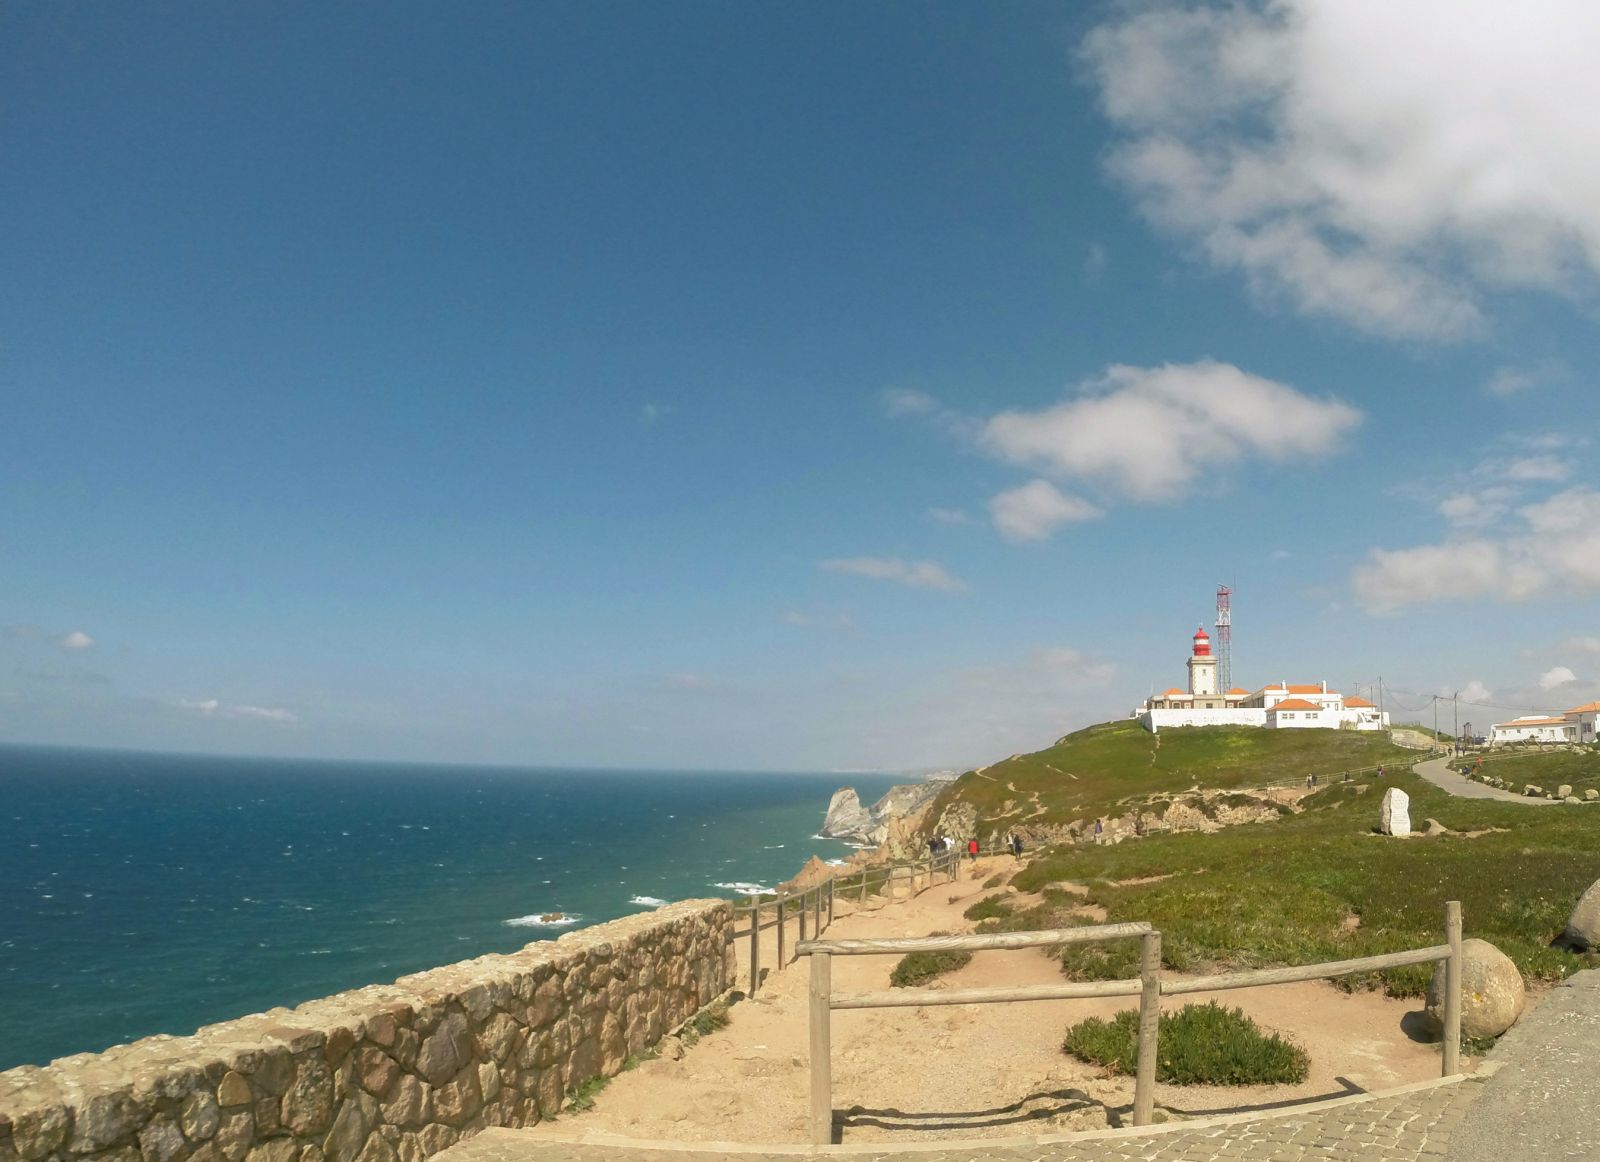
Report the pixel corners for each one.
[1271,698,1321,711]
[1227,687,1248,695]
[1343,696,1375,708]
[1164,688,1186,696]
[1496,716,1567,727]
[1287,684,1329,695]
[1565,702,1600,714]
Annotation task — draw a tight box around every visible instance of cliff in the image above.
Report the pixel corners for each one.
[819,775,955,845]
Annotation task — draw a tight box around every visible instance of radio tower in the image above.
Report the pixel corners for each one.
[1215,585,1232,693]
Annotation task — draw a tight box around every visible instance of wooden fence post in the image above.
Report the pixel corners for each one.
[749,901,761,995]
[798,890,808,945]
[826,877,834,929]
[860,870,868,904]
[1134,930,1161,1127]
[808,950,833,1145]
[814,882,822,934]
[1443,900,1462,1076]
[776,896,786,970]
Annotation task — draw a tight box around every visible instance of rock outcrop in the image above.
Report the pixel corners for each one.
[1558,877,1600,951]
[819,789,876,841]
[819,776,955,846]
[1425,938,1525,1039]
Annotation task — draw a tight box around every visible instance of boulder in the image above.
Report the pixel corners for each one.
[1423,818,1449,837]
[1558,784,1574,799]
[1379,787,1411,837]
[1425,938,1525,1040]
[1559,878,1600,951]
[1588,789,1599,801]
[1525,784,1543,796]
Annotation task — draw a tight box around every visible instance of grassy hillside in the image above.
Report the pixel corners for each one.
[932,719,1417,828]
[1011,769,1600,993]
[1456,748,1600,795]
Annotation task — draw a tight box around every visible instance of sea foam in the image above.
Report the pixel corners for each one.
[503,912,581,928]
[628,895,668,908]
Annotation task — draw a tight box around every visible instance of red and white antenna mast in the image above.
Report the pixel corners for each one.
[1216,585,1232,692]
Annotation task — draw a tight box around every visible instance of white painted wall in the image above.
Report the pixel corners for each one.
[1141,708,1268,732]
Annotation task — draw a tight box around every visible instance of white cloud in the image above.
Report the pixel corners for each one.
[56,631,94,651]
[1539,666,1578,690]
[819,557,967,593]
[1438,489,1513,528]
[1501,456,1573,483]
[1459,680,1494,704]
[1083,1,1600,340]
[881,388,939,417]
[981,361,1360,503]
[1485,367,1540,398]
[1354,486,1600,610]
[176,697,297,724]
[1564,636,1600,655]
[927,507,973,526]
[988,479,1102,543]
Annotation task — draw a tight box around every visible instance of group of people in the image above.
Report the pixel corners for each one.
[926,833,1027,862]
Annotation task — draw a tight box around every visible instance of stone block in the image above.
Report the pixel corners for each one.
[1379,787,1410,836]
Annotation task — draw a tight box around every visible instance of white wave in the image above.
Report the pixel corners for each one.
[629,895,669,908]
[712,881,771,896]
[762,844,785,849]
[504,912,582,928]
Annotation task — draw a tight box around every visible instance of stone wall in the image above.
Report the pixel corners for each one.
[0,899,734,1162]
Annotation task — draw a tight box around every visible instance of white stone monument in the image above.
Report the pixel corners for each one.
[1380,786,1411,837]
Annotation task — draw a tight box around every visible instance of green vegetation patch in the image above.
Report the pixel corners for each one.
[1015,770,1600,992]
[1456,749,1600,796]
[1063,1002,1308,1086]
[963,894,1016,922]
[928,721,1415,831]
[890,937,973,987]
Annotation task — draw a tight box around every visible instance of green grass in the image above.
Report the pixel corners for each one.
[564,1075,609,1112]
[1063,1002,1308,1086]
[1013,769,1600,993]
[928,721,1417,832]
[1454,749,1600,796]
[890,940,974,987]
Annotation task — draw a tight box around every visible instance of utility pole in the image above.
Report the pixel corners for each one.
[1453,691,1460,750]
[1433,695,1439,742]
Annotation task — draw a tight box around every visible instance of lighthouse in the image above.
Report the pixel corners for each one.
[1187,626,1218,697]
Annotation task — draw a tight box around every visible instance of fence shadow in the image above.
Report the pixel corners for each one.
[837,1086,1105,1135]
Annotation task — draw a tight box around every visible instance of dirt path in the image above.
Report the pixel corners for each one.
[549,857,1457,1146]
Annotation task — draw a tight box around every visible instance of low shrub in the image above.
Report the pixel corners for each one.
[982,873,1005,888]
[963,894,1015,922]
[890,941,973,987]
[1062,1002,1308,1086]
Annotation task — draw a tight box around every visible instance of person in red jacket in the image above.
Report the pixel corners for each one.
[967,837,979,863]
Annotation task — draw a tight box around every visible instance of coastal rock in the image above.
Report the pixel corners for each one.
[1558,878,1600,951]
[777,856,833,895]
[1426,938,1524,1040]
[1379,787,1410,837]
[818,789,875,841]
[1558,784,1574,799]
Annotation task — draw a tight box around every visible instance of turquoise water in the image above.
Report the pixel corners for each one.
[0,744,898,1070]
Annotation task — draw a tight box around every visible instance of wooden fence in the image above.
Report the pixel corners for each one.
[795,901,1464,1146]
[730,848,961,996]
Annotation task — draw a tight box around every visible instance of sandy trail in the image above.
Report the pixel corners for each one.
[547,856,1457,1146]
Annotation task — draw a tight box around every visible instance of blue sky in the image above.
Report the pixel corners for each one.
[5,1,1600,770]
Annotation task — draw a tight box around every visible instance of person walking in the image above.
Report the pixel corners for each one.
[1093,818,1103,843]
[967,836,979,864]
[1010,832,1023,860]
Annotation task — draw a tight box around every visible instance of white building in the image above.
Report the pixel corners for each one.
[1135,627,1390,734]
[1489,701,1600,745]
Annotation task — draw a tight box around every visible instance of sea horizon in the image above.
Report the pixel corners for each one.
[0,743,905,1071]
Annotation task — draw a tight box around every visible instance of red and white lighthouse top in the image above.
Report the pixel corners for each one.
[1192,627,1211,657]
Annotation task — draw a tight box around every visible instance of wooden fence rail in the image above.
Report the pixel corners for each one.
[794,901,1464,1146]
[730,848,961,996]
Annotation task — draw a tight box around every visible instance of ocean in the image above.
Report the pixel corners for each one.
[0,744,900,1071]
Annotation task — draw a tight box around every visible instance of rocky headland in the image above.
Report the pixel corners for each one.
[818,774,956,847]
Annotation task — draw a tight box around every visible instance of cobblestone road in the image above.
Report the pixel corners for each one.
[442,1075,1482,1162]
